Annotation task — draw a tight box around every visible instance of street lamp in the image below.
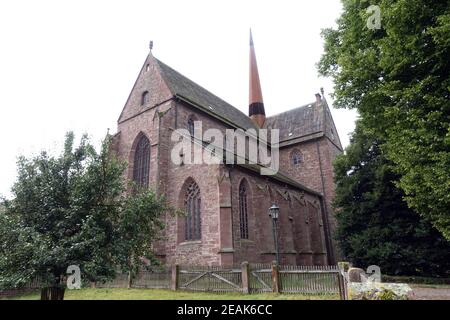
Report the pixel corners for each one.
[268,204,280,266]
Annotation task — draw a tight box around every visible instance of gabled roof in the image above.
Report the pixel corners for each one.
[153,57,341,149]
[264,102,324,142]
[155,59,257,130]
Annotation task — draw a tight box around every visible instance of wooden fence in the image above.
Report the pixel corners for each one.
[95,273,129,288]
[279,265,341,294]
[133,269,172,289]
[1,263,348,299]
[173,263,346,298]
[0,277,44,298]
[95,268,171,289]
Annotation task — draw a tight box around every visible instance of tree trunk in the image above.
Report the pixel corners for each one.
[40,286,66,300]
[127,271,132,289]
[128,255,134,289]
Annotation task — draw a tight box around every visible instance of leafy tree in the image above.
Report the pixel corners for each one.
[334,122,450,276]
[114,188,172,286]
[0,133,171,299]
[319,0,450,239]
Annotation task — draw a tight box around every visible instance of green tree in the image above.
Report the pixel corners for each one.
[334,122,450,276]
[319,0,450,239]
[114,189,172,287]
[0,133,171,299]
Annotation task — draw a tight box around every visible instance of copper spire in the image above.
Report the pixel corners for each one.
[249,29,266,127]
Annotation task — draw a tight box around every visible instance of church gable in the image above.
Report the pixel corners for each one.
[264,101,324,142]
[323,101,343,150]
[118,54,173,123]
[264,96,342,151]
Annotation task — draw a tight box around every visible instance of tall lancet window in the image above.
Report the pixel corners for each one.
[133,135,151,188]
[187,115,196,137]
[239,180,249,239]
[292,150,303,166]
[185,180,201,241]
[141,91,149,106]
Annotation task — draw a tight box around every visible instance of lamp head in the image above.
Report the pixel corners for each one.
[268,204,280,220]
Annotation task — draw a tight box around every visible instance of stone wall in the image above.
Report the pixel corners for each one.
[228,166,327,266]
[278,137,342,262]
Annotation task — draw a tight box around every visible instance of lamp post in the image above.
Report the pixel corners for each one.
[268,204,280,266]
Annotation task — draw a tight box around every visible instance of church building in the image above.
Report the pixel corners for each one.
[111,33,343,266]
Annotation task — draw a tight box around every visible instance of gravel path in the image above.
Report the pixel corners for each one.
[410,286,450,300]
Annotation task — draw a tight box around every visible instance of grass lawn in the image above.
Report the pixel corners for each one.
[4,288,339,300]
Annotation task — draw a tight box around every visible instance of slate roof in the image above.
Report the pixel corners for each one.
[155,57,337,148]
[264,102,325,142]
[156,59,257,130]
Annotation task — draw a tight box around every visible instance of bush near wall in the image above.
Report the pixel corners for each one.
[348,283,413,300]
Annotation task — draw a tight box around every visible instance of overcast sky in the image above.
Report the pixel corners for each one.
[0,0,358,199]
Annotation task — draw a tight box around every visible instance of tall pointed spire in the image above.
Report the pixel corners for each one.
[249,29,266,127]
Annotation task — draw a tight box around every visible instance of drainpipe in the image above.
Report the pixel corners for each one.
[315,141,335,264]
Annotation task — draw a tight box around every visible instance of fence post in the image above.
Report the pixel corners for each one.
[127,271,132,289]
[271,261,280,293]
[338,261,350,300]
[241,261,250,294]
[171,265,180,291]
[337,271,345,300]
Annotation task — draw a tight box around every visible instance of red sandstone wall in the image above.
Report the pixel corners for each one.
[159,101,230,266]
[278,137,342,262]
[229,167,328,266]
[118,54,172,123]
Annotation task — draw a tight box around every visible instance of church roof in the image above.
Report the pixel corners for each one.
[264,102,324,142]
[156,59,257,130]
[154,57,341,149]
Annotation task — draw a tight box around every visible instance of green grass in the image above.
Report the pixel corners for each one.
[3,288,339,300]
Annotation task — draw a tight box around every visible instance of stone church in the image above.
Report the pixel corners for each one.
[111,33,343,266]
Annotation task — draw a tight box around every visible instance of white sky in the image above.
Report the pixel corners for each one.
[0,0,357,199]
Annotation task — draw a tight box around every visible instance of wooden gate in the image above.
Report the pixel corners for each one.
[248,263,273,293]
[178,266,243,293]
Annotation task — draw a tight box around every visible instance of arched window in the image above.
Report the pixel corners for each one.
[185,180,201,241]
[187,116,196,137]
[292,150,302,166]
[141,91,149,106]
[133,135,151,188]
[239,180,249,239]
